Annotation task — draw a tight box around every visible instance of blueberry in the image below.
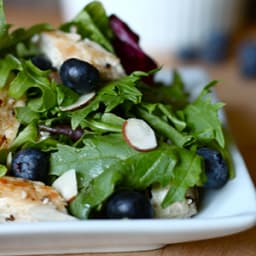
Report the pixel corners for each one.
[238,41,256,78]
[197,147,229,189]
[60,58,99,94]
[104,190,154,219]
[11,148,49,182]
[201,32,230,63]
[31,55,53,71]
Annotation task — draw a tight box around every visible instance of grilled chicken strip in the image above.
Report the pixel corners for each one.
[0,88,24,150]
[0,176,76,223]
[39,31,125,80]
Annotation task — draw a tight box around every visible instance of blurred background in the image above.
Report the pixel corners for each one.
[3,0,256,184]
[3,0,256,67]
[3,1,256,53]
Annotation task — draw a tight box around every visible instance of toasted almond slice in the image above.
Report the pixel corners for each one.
[52,169,78,202]
[122,118,157,151]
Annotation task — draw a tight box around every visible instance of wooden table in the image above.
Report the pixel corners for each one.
[4,3,256,256]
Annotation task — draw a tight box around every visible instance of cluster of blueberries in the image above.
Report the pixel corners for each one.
[178,31,256,79]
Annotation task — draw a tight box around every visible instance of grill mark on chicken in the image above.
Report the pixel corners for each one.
[0,176,76,222]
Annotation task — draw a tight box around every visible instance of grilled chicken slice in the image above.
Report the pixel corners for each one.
[151,187,198,218]
[0,176,76,223]
[39,31,125,80]
[0,88,24,150]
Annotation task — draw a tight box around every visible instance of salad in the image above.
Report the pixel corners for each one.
[0,1,233,222]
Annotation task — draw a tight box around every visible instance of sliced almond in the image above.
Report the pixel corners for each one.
[122,118,157,151]
[52,169,78,202]
[59,91,95,111]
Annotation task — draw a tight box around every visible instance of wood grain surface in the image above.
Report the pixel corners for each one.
[4,3,256,256]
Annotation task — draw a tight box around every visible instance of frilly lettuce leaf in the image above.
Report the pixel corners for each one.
[15,106,40,125]
[83,0,113,40]
[181,81,225,148]
[0,54,22,88]
[10,122,38,151]
[0,24,52,57]
[8,60,57,112]
[162,147,205,207]
[0,0,52,56]
[60,1,113,52]
[140,70,190,109]
[70,71,146,129]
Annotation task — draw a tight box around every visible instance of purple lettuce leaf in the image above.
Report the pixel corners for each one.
[109,15,158,84]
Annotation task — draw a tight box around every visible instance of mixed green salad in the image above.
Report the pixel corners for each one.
[0,1,233,220]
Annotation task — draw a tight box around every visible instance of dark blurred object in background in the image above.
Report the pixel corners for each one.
[236,0,256,79]
[177,0,256,72]
[245,0,256,23]
[177,47,200,62]
[201,32,230,63]
[238,41,256,78]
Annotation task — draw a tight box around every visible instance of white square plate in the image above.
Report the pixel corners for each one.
[0,68,255,255]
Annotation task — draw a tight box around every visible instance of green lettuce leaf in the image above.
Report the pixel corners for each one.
[119,144,178,189]
[182,82,225,148]
[0,164,7,177]
[139,70,189,109]
[69,167,121,219]
[81,112,124,133]
[83,0,113,40]
[56,83,79,107]
[0,23,52,56]
[50,134,137,188]
[8,60,57,112]
[10,122,38,151]
[0,0,51,56]
[139,102,186,131]
[71,71,144,129]
[60,1,113,52]
[161,147,204,207]
[15,106,40,125]
[136,105,193,147]
[0,54,22,88]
